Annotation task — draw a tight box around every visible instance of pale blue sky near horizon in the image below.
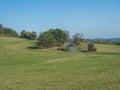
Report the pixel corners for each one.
[0,0,120,39]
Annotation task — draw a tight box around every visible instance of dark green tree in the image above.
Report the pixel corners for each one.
[0,24,3,34]
[20,30,37,40]
[0,24,18,37]
[38,31,57,48]
[88,42,97,52]
[20,30,26,38]
[49,28,69,46]
[31,31,37,40]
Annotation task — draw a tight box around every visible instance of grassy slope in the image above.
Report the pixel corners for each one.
[0,36,120,90]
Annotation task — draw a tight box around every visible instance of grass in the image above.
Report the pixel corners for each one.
[0,36,120,90]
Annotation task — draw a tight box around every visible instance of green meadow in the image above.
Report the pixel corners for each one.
[0,36,120,90]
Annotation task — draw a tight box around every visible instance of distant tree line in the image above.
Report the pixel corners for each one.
[93,39,120,46]
[0,23,119,52]
[20,30,37,40]
[0,24,18,37]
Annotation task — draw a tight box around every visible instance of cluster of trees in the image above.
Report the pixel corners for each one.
[72,33,97,52]
[2,23,119,52]
[20,30,37,40]
[38,28,69,48]
[0,24,19,37]
[94,39,120,46]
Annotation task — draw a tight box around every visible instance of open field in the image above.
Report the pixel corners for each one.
[0,36,120,90]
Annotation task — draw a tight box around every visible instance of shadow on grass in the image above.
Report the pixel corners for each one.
[27,45,41,49]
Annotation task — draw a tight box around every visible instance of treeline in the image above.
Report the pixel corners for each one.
[0,23,119,50]
[93,39,120,46]
[0,24,37,39]
[0,24,18,37]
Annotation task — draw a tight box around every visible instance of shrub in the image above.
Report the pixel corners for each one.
[88,43,97,52]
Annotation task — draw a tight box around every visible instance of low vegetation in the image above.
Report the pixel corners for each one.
[88,42,97,52]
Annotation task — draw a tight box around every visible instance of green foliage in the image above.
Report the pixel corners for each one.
[88,42,97,52]
[94,40,113,44]
[38,31,57,48]
[0,24,19,37]
[114,42,120,45]
[38,28,69,48]
[74,37,81,46]
[94,39,120,46]
[75,42,89,52]
[73,33,83,46]
[49,28,69,46]
[20,30,37,40]
[31,31,37,40]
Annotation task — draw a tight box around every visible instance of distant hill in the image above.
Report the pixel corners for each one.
[107,38,120,42]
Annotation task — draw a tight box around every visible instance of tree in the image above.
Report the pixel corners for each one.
[49,28,69,46]
[73,33,83,46]
[25,32,31,39]
[20,30,26,38]
[11,30,19,37]
[88,42,97,52]
[37,28,69,48]
[38,31,57,48]
[31,31,37,40]
[0,24,3,34]
[20,30,37,40]
[38,29,69,48]
[0,24,19,37]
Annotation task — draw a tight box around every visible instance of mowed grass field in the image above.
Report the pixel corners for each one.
[0,36,120,90]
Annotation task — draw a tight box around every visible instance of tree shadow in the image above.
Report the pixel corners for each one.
[27,44,42,49]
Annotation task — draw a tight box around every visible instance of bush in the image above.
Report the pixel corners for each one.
[88,43,97,52]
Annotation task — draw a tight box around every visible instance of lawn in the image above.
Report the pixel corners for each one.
[0,36,120,90]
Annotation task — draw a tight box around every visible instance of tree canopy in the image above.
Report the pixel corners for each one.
[38,31,57,48]
[88,42,97,52]
[73,33,83,46]
[49,28,69,46]
[20,30,37,40]
[0,24,19,37]
[38,28,69,48]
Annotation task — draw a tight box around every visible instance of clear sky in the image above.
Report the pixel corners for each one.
[0,0,120,38]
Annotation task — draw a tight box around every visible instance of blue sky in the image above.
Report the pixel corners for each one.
[0,0,120,38]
